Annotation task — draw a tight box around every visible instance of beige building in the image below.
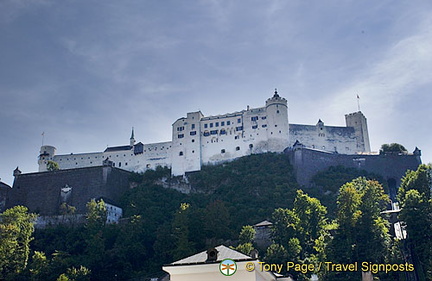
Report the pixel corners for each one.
[163,245,293,281]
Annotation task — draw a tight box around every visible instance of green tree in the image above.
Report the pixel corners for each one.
[239,225,255,244]
[397,164,432,281]
[57,266,91,281]
[84,199,107,270]
[293,190,327,258]
[325,178,391,281]
[47,160,60,171]
[0,206,36,279]
[171,203,195,260]
[380,143,407,154]
[234,225,256,255]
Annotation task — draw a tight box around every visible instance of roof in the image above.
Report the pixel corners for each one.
[169,245,253,266]
[104,145,132,152]
[0,181,12,189]
[254,220,273,227]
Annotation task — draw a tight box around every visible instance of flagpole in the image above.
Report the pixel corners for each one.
[41,132,45,146]
[357,95,361,112]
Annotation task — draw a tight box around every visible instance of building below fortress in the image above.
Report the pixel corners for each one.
[38,90,371,176]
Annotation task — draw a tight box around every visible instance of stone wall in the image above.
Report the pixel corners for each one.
[286,147,421,195]
[6,166,132,216]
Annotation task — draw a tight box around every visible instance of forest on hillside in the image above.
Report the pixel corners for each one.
[0,154,431,281]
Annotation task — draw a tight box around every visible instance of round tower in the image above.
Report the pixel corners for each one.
[265,89,289,152]
[38,145,56,172]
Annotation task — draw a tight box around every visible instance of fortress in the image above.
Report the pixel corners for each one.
[38,90,371,176]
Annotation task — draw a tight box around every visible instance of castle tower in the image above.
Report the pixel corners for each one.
[38,145,57,172]
[265,89,289,152]
[171,111,203,176]
[345,111,371,153]
[130,127,136,147]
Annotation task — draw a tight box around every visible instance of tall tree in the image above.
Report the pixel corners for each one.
[325,177,391,281]
[0,206,36,279]
[171,203,195,260]
[397,164,432,281]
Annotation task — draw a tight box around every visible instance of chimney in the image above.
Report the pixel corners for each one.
[206,248,218,262]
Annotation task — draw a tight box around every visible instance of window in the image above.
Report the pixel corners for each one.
[179,151,184,156]
[261,116,267,120]
[190,131,197,136]
[210,123,214,128]
[236,146,240,151]
[262,124,267,128]
[191,124,195,129]
[119,162,122,167]
[210,130,218,135]
[178,134,184,139]
[227,121,231,125]
[249,144,253,149]
[221,149,226,153]
[203,131,210,136]
[215,122,219,127]
[221,121,225,126]
[236,126,243,131]
[235,136,239,140]
[277,110,280,113]
[192,139,195,143]
[177,126,184,132]
[252,125,258,129]
[204,124,208,129]
[251,116,258,121]
[220,129,226,135]
[237,118,241,123]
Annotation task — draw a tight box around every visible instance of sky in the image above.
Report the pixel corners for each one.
[1,0,431,185]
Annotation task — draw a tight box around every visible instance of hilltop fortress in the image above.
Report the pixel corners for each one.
[38,90,371,176]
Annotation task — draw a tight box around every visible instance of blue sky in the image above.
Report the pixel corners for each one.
[1,0,431,185]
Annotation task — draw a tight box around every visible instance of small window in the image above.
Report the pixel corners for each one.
[236,126,243,131]
[203,131,210,136]
[215,122,219,127]
[191,124,195,129]
[249,144,253,149]
[221,149,226,153]
[178,134,184,139]
[119,162,121,167]
[125,162,128,166]
[262,124,267,128]
[210,130,218,135]
[237,118,241,123]
[221,121,225,126]
[261,116,267,120]
[192,150,195,153]
[236,146,240,151]
[252,125,258,129]
[179,151,184,156]
[192,139,195,143]
[220,129,226,135]
[235,136,239,140]
[146,164,151,168]
[227,121,231,125]
[190,131,197,136]
[177,126,184,131]
[210,123,214,128]
[204,124,208,129]
[251,116,258,121]
[277,110,280,113]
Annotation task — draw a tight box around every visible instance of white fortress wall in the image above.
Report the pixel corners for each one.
[289,123,358,154]
[53,152,104,170]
